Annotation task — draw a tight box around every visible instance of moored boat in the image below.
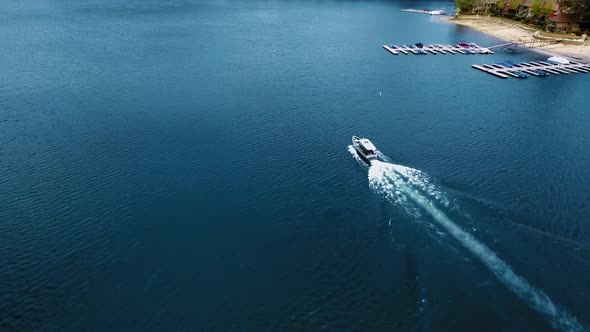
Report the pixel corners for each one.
[547,56,569,65]
[534,69,549,77]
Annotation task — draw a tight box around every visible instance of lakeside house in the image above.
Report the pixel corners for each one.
[472,0,499,13]
[547,11,583,32]
[466,0,587,34]
[516,0,559,19]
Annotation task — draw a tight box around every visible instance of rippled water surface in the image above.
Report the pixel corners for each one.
[1,0,590,330]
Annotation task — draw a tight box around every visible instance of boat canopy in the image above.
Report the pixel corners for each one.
[360,139,376,152]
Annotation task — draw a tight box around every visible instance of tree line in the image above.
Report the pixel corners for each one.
[456,0,589,19]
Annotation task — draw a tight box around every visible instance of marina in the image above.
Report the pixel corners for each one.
[383,43,494,55]
[4,1,590,331]
[471,60,590,79]
[383,42,590,81]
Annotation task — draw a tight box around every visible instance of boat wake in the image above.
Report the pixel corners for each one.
[350,147,583,332]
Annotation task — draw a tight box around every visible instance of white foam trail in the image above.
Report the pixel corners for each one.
[367,159,583,332]
[347,145,363,163]
[347,145,371,171]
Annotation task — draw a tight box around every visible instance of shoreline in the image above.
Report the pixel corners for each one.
[444,16,590,62]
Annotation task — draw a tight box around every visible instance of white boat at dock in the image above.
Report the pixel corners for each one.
[472,58,590,79]
[382,42,493,56]
[401,8,448,15]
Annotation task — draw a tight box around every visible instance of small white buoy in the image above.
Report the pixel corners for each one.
[379,91,382,97]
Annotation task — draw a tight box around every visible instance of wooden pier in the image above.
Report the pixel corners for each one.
[383,44,494,56]
[487,40,560,51]
[471,60,590,79]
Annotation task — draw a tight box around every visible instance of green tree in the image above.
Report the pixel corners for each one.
[540,6,552,15]
[456,0,476,12]
[531,0,544,15]
[509,0,521,10]
[559,0,589,18]
[497,0,506,14]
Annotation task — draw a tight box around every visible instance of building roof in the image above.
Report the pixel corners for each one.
[549,12,583,22]
[521,0,559,10]
[476,0,498,5]
[522,0,534,6]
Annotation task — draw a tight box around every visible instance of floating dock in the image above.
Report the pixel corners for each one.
[471,60,590,79]
[383,44,494,56]
[383,45,398,55]
[400,9,449,15]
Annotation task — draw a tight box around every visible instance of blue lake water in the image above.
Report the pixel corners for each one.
[1,0,590,330]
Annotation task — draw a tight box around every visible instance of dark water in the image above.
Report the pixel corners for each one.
[1,0,590,330]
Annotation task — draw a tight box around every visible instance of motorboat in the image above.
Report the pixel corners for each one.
[534,70,549,77]
[547,56,569,65]
[352,136,378,161]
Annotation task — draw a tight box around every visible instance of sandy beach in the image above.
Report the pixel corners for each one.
[447,16,590,61]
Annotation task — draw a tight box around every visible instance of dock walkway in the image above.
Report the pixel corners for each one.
[487,40,559,50]
[383,44,493,56]
[472,61,590,79]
